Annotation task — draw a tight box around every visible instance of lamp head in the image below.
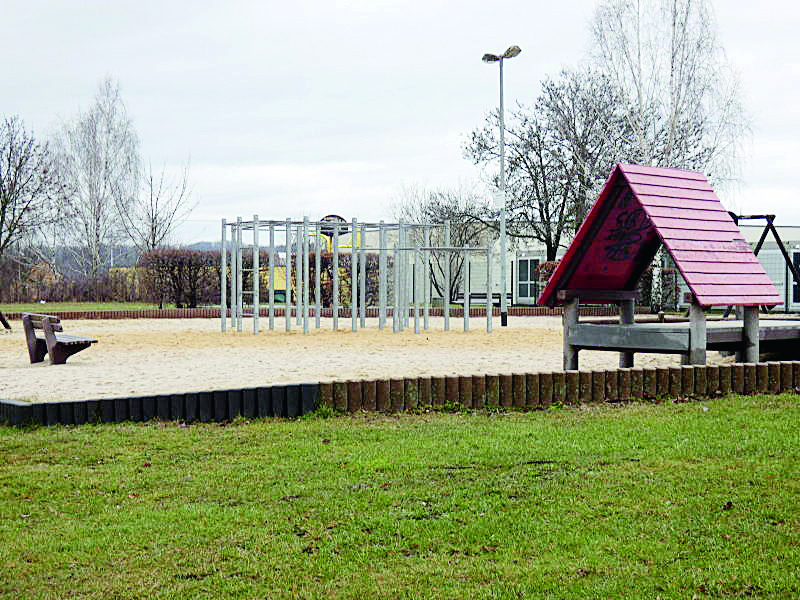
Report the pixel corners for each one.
[502,45,521,59]
[482,53,500,63]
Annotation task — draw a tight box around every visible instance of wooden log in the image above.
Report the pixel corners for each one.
[333,380,348,412]
[390,378,404,411]
[668,366,682,398]
[510,373,525,408]
[705,365,719,397]
[552,372,566,404]
[743,306,759,363]
[565,370,579,405]
[376,379,390,411]
[472,375,486,409]
[643,367,657,399]
[618,369,631,401]
[486,374,500,407]
[446,376,460,407]
[604,370,618,402]
[431,376,446,407]
[755,363,769,394]
[743,364,756,395]
[630,368,644,400]
[732,363,745,395]
[693,365,707,397]
[362,379,377,411]
[460,375,473,409]
[681,366,695,398]
[419,376,432,407]
[767,362,781,394]
[347,380,362,412]
[500,374,513,408]
[718,364,732,395]
[563,297,579,370]
[404,378,419,410]
[591,370,605,403]
[320,381,334,409]
[578,371,592,404]
[780,362,794,393]
[794,361,800,391]
[525,373,539,408]
[656,367,670,398]
[539,372,553,407]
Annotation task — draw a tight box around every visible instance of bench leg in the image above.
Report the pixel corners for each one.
[49,342,93,365]
[29,339,48,363]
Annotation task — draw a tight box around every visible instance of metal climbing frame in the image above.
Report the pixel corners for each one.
[220,217,497,334]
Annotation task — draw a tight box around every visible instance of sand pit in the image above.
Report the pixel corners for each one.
[1,316,733,404]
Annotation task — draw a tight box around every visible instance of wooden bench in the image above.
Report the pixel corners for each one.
[454,292,512,307]
[22,313,97,365]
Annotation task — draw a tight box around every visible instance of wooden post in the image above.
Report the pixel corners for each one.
[743,305,760,363]
[619,298,634,367]
[688,297,707,365]
[562,297,579,370]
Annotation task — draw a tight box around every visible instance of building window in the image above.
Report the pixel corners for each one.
[517,258,539,301]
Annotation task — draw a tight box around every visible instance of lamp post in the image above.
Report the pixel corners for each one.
[482,45,520,327]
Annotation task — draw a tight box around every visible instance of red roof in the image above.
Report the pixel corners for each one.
[537,163,782,308]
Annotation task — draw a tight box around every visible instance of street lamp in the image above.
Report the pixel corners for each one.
[482,45,520,327]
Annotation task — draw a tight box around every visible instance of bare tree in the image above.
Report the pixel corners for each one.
[120,160,195,253]
[393,184,491,302]
[465,69,626,260]
[53,78,140,288]
[0,116,69,267]
[590,0,749,184]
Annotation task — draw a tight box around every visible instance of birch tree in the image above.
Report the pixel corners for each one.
[590,0,748,183]
[54,78,140,288]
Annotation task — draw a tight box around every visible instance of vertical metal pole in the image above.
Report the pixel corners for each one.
[253,215,260,335]
[499,58,509,328]
[303,217,309,334]
[333,224,339,330]
[285,218,291,332]
[269,224,275,331]
[295,224,302,326]
[423,226,430,331]
[351,218,358,332]
[444,220,451,331]
[398,221,405,331]
[463,246,470,332]
[414,245,421,334]
[230,220,237,328]
[359,223,366,328]
[392,244,399,333]
[315,221,321,329]
[486,247,493,333]
[221,218,227,332]
[236,217,243,333]
[379,221,387,330]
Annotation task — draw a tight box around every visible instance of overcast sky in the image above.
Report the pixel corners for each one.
[3,0,799,243]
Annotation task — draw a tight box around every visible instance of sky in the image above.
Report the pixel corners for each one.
[3,0,799,243]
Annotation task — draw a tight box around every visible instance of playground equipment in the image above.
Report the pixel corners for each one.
[538,163,797,368]
[221,217,496,334]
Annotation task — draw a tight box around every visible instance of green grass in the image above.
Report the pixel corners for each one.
[0,302,176,313]
[1,396,798,599]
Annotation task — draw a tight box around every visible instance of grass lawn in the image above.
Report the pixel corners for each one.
[0,302,183,313]
[1,396,798,599]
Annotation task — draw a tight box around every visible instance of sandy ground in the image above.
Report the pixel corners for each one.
[1,316,731,403]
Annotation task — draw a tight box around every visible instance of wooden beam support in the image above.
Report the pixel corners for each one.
[743,306,760,363]
[557,289,640,303]
[563,297,579,371]
[619,298,635,368]
[688,297,707,365]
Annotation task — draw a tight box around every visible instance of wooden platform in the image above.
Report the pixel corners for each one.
[567,318,800,358]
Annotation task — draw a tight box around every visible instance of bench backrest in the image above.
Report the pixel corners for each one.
[22,313,63,332]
